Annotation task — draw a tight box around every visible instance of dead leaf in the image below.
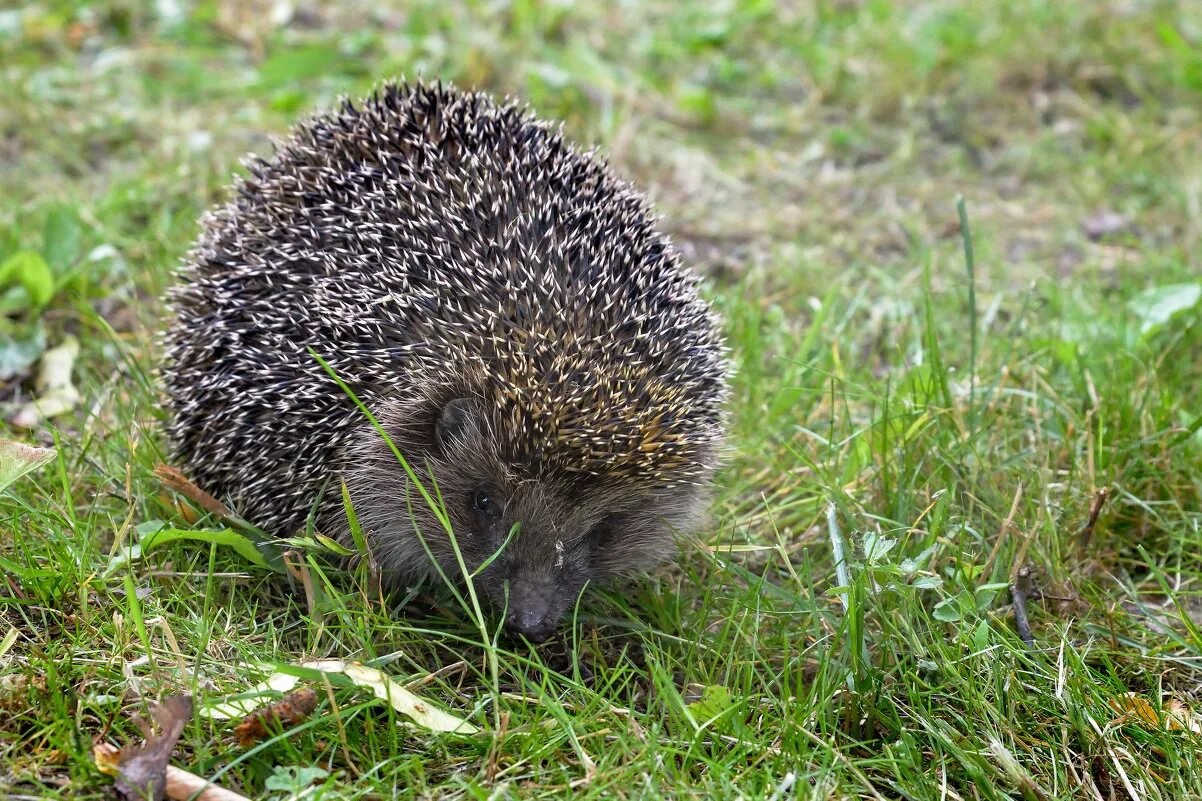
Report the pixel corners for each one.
[114,695,193,801]
[200,660,477,734]
[1109,693,1201,734]
[94,742,121,773]
[154,465,234,520]
[232,687,319,746]
[10,336,80,428]
[1109,693,1160,728]
[341,662,478,734]
[1164,699,1202,734]
[153,464,262,532]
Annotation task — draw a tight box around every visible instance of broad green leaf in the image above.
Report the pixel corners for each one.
[134,519,165,537]
[0,251,54,309]
[0,438,56,493]
[861,531,897,564]
[975,582,1010,611]
[932,597,962,622]
[265,766,329,793]
[899,545,938,575]
[687,685,736,733]
[1130,283,1202,335]
[42,204,81,272]
[972,619,991,651]
[0,626,18,659]
[139,526,269,568]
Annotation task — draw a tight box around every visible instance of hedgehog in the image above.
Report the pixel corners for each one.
[161,81,728,641]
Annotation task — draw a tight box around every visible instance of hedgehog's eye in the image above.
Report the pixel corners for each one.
[473,490,494,515]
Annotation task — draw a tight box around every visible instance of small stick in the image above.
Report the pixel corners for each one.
[162,766,251,801]
[1077,487,1110,547]
[1011,566,1036,648]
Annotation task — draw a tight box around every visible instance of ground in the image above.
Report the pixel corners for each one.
[2,1,1202,798]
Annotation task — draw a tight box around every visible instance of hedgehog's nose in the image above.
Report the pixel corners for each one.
[506,608,557,643]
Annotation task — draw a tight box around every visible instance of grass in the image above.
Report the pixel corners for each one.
[3,0,1202,798]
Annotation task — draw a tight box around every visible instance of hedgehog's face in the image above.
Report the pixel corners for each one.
[344,395,710,642]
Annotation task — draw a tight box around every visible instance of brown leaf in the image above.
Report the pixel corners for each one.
[1109,693,1201,734]
[114,695,193,801]
[232,687,320,747]
[1109,693,1159,728]
[1165,699,1202,734]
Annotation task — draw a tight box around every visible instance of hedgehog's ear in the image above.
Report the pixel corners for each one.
[434,397,478,452]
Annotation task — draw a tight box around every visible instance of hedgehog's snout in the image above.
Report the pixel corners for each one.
[502,569,581,643]
[505,603,557,643]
